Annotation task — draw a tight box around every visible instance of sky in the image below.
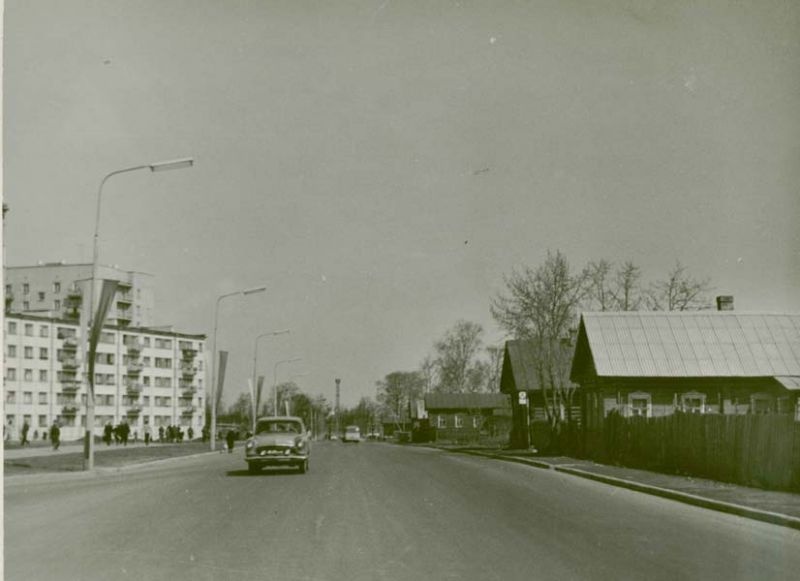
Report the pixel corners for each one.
[4,0,800,409]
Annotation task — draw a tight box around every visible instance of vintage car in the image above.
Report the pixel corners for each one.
[244,416,311,474]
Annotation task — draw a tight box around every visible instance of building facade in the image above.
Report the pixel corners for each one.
[5,262,155,327]
[3,313,206,442]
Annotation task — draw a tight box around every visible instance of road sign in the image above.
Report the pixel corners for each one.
[518,391,528,405]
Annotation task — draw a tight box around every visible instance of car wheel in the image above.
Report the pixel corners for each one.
[248,464,260,474]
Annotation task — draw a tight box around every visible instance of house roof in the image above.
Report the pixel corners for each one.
[500,339,576,393]
[572,312,800,381]
[424,393,510,410]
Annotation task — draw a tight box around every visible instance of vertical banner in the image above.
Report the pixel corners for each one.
[87,279,119,396]
[256,376,265,416]
[216,350,228,413]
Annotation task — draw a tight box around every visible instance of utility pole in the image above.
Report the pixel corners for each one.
[335,378,341,437]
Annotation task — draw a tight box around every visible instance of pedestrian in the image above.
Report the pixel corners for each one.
[33,429,39,440]
[121,421,130,446]
[158,425,165,443]
[50,421,61,451]
[21,421,30,446]
[187,427,194,441]
[201,425,209,443]
[103,422,113,446]
[143,422,152,446]
[226,430,236,454]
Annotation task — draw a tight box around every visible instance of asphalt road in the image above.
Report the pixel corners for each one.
[5,441,800,581]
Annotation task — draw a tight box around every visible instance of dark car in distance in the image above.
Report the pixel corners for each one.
[244,416,311,474]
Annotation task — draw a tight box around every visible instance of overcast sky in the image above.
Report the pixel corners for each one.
[4,0,799,408]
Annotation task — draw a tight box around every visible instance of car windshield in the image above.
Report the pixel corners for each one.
[346,427,359,433]
[256,421,301,435]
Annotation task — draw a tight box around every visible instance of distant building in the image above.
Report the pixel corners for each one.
[5,262,155,327]
[3,313,206,442]
[422,392,512,442]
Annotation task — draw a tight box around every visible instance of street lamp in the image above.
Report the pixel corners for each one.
[251,329,290,431]
[209,285,267,451]
[83,157,194,470]
[273,357,302,417]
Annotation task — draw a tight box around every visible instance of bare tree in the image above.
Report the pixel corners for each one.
[585,259,643,311]
[375,371,424,426]
[485,345,504,393]
[647,261,712,311]
[584,259,614,311]
[491,249,585,433]
[431,320,488,393]
[611,261,643,311]
[419,355,437,395]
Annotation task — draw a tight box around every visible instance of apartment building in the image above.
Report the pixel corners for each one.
[5,262,155,327]
[3,313,206,443]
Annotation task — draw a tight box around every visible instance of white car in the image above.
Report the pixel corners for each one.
[342,425,361,443]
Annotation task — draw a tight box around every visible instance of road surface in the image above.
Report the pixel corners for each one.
[5,441,799,580]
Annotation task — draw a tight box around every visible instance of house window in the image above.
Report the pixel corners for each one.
[750,394,773,414]
[8,345,17,358]
[6,368,16,381]
[24,324,34,337]
[436,415,446,428]
[54,282,61,294]
[6,391,16,404]
[472,416,481,429]
[681,392,706,414]
[40,326,49,338]
[24,346,33,359]
[39,370,48,382]
[628,392,651,418]
[40,347,49,360]
[24,369,33,382]
[454,415,463,428]
[39,392,47,404]
[23,392,33,404]
[38,415,48,428]
[8,321,17,335]
[37,291,46,302]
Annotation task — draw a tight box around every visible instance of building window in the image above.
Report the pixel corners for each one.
[38,415,47,428]
[23,301,30,311]
[54,282,61,293]
[38,392,48,404]
[143,396,150,406]
[454,415,463,428]
[23,392,33,404]
[143,376,151,387]
[681,392,706,414]
[38,291,46,302]
[6,368,16,381]
[39,370,48,382]
[24,346,33,359]
[6,391,16,404]
[750,394,773,414]
[100,332,115,345]
[144,337,151,348]
[8,321,17,335]
[40,325,49,338]
[472,416,481,429]
[24,324,34,337]
[39,347,49,360]
[23,283,29,295]
[436,415,446,428]
[54,299,61,310]
[22,369,32,382]
[5,284,10,295]
[628,392,652,418]
[8,345,17,358]
[143,356,151,366]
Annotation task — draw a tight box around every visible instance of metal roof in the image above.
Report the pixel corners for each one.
[424,393,510,410]
[579,312,800,378]
[501,339,576,393]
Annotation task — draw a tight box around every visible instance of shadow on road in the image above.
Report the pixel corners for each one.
[226,468,303,477]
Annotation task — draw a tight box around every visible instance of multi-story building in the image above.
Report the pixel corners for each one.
[3,313,206,443]
[5,262,155,327]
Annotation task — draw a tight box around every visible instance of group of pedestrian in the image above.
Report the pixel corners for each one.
[102,421,132,446]
[159,424,188,443]
[8,420,59,450]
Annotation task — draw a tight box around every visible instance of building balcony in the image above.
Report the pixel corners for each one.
[181,405,196,415]
[116,311,132,326]
[125,382,144,395]
[62,336,79,350]
[126,405,143,415]
[61,380,82,392]
[181,348,198,360]
[127,362,144,375]
[62,403,80,414]
[117,293,133,305]
[126,340,143,354]
[61,357,81,369]
[64,289,83,308]
[181,364,198,377]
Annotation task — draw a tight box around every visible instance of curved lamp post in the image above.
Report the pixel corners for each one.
[84,158,194,470]
[273,357,302,417]
[209,285,267,450]
[251,329,290,430]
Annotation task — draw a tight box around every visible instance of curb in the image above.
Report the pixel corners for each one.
[445,447,800,532]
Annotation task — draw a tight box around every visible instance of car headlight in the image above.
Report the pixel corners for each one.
[245,441,255,449]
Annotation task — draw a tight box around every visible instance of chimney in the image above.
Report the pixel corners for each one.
[716,296,734,311]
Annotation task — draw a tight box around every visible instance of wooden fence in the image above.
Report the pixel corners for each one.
[569,413,800,492]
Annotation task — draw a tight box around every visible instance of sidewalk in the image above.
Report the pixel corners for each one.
[444,446,800,530]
